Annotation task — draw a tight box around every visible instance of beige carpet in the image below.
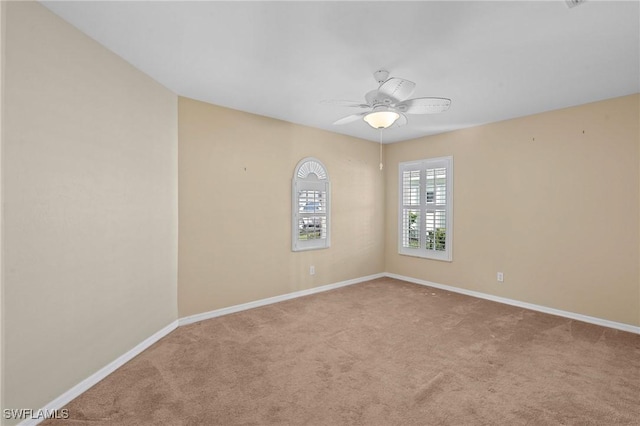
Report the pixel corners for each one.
[43,278,640,425]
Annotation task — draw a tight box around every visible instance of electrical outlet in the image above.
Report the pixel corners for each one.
[310,265,315,276]
[497,272,504,282]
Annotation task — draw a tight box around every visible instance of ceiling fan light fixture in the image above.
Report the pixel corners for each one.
[363,109,400,129]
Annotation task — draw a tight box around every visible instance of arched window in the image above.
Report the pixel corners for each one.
[292,157,330,251]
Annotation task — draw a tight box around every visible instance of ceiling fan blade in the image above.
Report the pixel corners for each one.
[321,99,369,108]
[396,97,451,114]
[333,112,366,125]
[378,77,416,102]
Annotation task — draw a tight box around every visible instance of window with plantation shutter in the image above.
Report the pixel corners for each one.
[292,158,330,251]
[398,156,453,261]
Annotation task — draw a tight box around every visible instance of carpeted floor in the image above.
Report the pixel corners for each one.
[43,278,640,425]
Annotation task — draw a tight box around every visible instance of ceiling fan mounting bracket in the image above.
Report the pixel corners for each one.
[373,69,389,85]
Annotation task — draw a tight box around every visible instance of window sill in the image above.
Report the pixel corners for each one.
[398,251,452,262]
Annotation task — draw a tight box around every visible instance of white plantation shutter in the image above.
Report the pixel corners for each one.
[401,169,420,249]
[292,158,330,251]
[398,157,453,261]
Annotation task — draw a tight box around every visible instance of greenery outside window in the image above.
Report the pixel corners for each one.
[398,156,453,261]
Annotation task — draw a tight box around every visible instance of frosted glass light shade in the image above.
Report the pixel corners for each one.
[363,110,400,129]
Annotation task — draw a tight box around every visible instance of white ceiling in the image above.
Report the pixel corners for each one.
[41,1,639,143]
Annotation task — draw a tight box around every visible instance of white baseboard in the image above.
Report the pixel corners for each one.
[24,273,384,425]
[19,320,179,426]
[385,272,640,335]
[178,272,386,326]
[23,270,638,425]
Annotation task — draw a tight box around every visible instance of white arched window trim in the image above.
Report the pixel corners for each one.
[292,157,331,252]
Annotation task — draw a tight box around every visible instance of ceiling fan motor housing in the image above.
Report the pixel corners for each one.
[365,90,393,107]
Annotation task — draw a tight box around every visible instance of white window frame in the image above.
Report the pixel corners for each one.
[398,156,453,261]
[292,157,331,252]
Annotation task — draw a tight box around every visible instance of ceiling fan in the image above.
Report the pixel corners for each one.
[326,69,451,129]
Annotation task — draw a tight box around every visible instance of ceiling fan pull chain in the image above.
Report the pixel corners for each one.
[379,129,384,171]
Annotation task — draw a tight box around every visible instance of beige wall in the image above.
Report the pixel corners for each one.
[385,94,640,327]
[2,1,178,419]
[178,97,385,317]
